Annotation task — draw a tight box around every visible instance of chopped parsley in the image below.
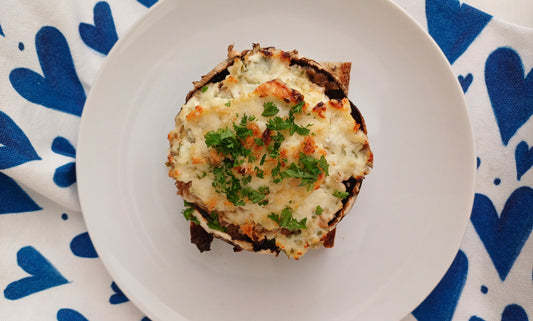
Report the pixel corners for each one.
[205,127,251,160]
[265,102,310,136]
[211,159,246,206]
[266,116,291,131]
[266,132,285,158]
[225,101,231,107]
[315,205,324,215]
[277,153,329,190]
[206,212,226,232]
[262,101,280,117]
[333,190,350,199]
[203,104,322,207]
[254,138,265,146]
[242,186,269,204]
[268,207,307,230]
[182,201,200,225]
[254,166,264,178]
[201,86,208,93]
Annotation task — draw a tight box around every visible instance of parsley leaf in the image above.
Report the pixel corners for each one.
[201,86,208,93]
[315,205,324,215]
[205,128,251,160]
[262,101,280,117]
[266,116,291,131]
[268,207,307,230]
[333,190,350,199]
[254,166,264,178]
[290,101,305,115]
[211,159,246,206]
[254,138,265,146]
[276,153,329,189]
[225,101,231,107]
[318,155,329,176]
[266,102,310,136]
[182,201,200,224]
[242,186,269,204]
[206,212,226,232]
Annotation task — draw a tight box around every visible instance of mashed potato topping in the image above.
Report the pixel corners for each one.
[167,47,372,259]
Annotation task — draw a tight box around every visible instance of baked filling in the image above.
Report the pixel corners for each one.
[167,45,372,259]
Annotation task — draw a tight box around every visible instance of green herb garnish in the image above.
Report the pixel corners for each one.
[254,138,265,146]
[205,128,251,160]
[201,86,208,93]
[182,201,200,224]
[333,191,350,199]
[268,207,307,230]
[206,212,226,232]
[276,153,329,190]
[262,101,280,117]
[225,101,231,107]
[315,206,324,215]
[242,186,269,204]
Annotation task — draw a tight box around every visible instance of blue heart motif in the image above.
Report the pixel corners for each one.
[0,172,41,215]
[141,317,152,321]
[57,308,89,321]
[0,111,41,169]
[485,47,533,146]
[9,26,86,117]
[109,281,129,304]
[502,304,529,321]
[516,141,533,181]
[70,232,98,258]
[4,246,68,300]
[469,317,485,321]
[79,2,118,55]
[412,250,468,321]
[471,187,533,281]
[51,137,76,187]
[458,73,473,93]
[426,0,491,64]
[0,24,4,37]
[138,0,158,8]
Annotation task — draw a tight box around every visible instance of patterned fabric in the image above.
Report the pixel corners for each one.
[0,0,531,320]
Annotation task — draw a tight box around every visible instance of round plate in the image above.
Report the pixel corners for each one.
[77,0,475,320]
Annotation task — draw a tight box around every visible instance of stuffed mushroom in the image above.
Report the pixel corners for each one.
[167,44,373,259]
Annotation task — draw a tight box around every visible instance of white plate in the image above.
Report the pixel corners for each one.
[77,0,475,320]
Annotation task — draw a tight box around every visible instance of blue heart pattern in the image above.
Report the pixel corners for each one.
[516,141,533,181]
[51,136,76,187]
[57,308,89,321]
[458,73,473,93]
[0,111,41,169]
[412,250,468,321]
[70,232,98,258]
[425,0,491,65]
[9,26,86,117]
[485,47,533,146]
[502,304,529,321]
[109,281,129,304]
[469,317,485,321]
[471,187,533,281]
[137,0,158,8]
[0,172,41,215]
[4,246,68,300]
[79,2,118,55]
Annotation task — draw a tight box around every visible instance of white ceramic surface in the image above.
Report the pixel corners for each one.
[77,0,476,320]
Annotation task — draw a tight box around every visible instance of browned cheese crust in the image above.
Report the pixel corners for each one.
[169,44,372,258]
